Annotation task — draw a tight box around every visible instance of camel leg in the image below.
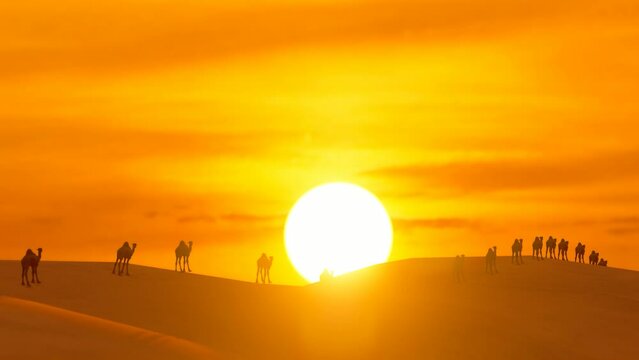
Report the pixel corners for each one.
[175,256,179,271]
[267,269,271,284]
[256,267,261,283]
[186,256,191,272]
[33,266,40,284]
[112,258,119,274]
[125,259,130,276]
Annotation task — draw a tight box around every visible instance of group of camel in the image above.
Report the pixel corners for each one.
[21,241,276,286]
[510,236,608,266]
[112,240,194,275]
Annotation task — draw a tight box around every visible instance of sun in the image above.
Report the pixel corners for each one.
[284,182,393,282]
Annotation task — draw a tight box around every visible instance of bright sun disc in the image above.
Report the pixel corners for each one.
[285,182,393,282]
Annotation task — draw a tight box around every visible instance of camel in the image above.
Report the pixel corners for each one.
[20,248,42,287]
[558,239,569,261]
[256,253,273,284]
[575,243,586,263]
[598,258,608,266]
[175,240,193,272]
[320,268,334,282]
[485,246,497,274]
[545,236,557,259]
[589,250,599,265]
[532,236,544,260]
[511,239,523,264]
[112,242,137,276]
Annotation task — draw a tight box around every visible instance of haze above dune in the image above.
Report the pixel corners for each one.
[1,258,638,359]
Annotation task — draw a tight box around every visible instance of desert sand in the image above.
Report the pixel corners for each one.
[1,257,638,359]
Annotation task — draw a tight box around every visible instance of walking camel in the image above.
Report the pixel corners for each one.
[112,242,137,276]
[256,253,274,284]
[20,248,42,287]
[175,240,193,272]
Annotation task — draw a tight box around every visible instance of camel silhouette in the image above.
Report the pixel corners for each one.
[255,253,273,284]
[545,236,557,259]
[511,239,523,264]
[558,239,569,261]
[574,243,586,263]
[112,242,137,276]
[20,248,42,287]
[598,258,608,266]
[486,246,497,274]
[589,250,599,265]
[175,240,193,272]
[320,268,334,282]
[532,236,544,260]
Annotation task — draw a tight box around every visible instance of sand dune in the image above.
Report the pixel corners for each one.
[0,296,222,360]
[1,257,638,359]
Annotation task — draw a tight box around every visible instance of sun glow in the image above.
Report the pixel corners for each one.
[284,182,393,282]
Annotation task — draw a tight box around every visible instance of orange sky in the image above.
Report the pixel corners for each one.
[1,0,639,284]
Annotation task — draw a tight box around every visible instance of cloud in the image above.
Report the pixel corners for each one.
[393,217,481,231]
[176,214,217,224]
[362,150,639,195]
[176,213,284,225]
[0,0,587,76]
[0,126,298,161]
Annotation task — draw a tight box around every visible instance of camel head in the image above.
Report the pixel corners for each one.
[131,243,137,249]
[37,248,43,253]
[188,241,193,247]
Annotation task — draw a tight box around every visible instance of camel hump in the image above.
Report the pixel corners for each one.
[25,249,35,256]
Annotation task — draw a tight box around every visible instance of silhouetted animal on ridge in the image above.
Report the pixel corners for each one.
[598,258,608,266]
[558,239,569,261]
[20,248,42,287]
[320,268,335,282]
[486,246,497,274]
[532,236,544,260]
[112,242,137,276]
[574,242,586,263]
[589,250,599,265]
[175,240,193,272]
[545,236,557,259]
[256,253,273,284]
[511,239,523,264]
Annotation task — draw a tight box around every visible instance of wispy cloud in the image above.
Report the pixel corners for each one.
[363,150,639,195]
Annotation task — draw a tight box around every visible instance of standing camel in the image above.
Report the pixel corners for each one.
[511,239,523,264]
[112,242,137,276]
[532,236,544,260]
[256,253,274,284]
[558,239,569,261]
[20,248,42,287]
[575,243,586,263]
[545,236,557,259]
[175,240,193,272]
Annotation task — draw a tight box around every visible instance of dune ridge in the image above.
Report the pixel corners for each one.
[1,257,638,359]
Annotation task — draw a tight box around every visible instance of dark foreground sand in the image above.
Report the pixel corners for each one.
[1,257,638,359]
